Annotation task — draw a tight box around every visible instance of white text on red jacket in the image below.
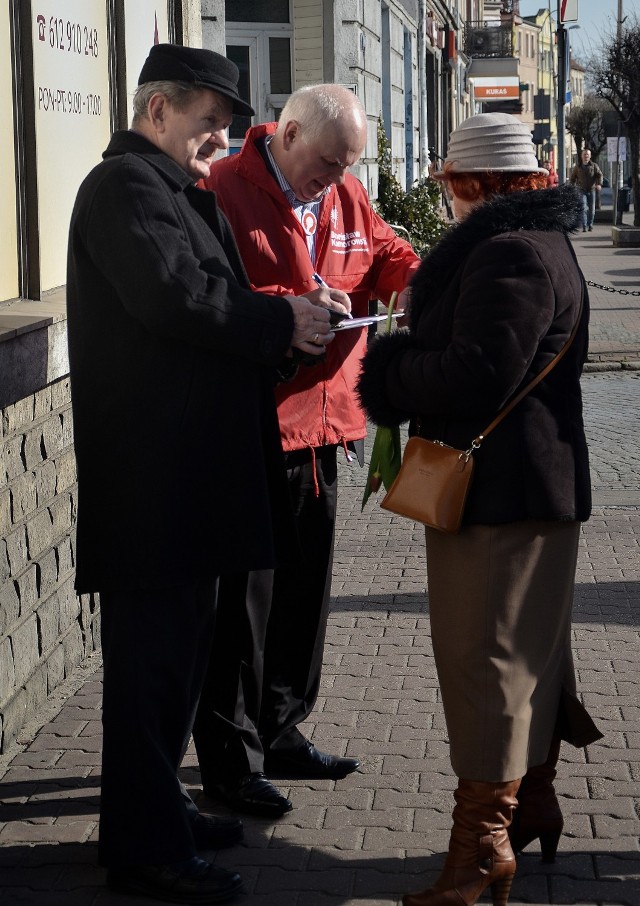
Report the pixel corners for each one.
[330,230,370,254]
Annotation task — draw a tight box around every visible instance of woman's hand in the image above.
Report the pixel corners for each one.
[396,286,411,326]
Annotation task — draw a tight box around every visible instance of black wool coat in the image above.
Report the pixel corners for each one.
[67,131,296,592]
[357,184,592,525]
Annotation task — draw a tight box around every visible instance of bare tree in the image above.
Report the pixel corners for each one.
[565,96,608,163]
[590,14,640,225]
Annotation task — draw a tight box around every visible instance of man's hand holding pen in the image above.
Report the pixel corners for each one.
[304,273,352,323]
[284,295,335,357]
[283,273,355,363]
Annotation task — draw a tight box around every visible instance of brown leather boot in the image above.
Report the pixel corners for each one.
[402,779,520,906]
[509,736,563,863]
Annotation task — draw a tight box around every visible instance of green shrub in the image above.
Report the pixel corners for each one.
[375,120,448,256]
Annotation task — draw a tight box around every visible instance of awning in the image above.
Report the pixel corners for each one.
[468,58,519,77]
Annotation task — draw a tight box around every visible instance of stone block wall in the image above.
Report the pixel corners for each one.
[0,375,99,752]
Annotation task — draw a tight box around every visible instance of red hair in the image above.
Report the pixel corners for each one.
[442,166,548,202]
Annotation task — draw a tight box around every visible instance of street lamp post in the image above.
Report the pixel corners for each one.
[557,22,567,183]
[556,13,580,184]
[612,0,624,227]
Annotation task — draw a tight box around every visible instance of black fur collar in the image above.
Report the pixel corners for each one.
[409,183,583,331]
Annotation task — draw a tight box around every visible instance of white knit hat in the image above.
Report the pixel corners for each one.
[439,113,548,175]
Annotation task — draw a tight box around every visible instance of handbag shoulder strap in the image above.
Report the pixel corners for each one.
[473,278,585,448]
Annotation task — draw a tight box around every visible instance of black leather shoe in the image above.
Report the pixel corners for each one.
[107,855,242,903]
[191,812,243,849]
[264,740,360,780]
[205,772,292,819]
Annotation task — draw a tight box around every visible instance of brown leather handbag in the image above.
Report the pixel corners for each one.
[381,435,476,533]
[381,289,584,533]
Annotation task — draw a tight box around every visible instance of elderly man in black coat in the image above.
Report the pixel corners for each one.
[66,44,339,904]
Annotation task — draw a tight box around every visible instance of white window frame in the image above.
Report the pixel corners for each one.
[226,21,293,148]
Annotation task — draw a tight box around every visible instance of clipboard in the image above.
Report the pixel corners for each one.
[332,312,404,331]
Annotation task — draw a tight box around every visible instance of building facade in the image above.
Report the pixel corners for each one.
[0,0,201,753]
[2,0,574,750]
[204,0,472,194]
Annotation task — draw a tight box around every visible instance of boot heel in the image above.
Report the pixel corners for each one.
[490,873,514,906]
[539,828,561,863]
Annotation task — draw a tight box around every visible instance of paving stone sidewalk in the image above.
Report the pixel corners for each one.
[0,223,639,906]
[573,218,640,367]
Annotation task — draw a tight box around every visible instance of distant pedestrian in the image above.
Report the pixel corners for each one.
[358,112,603,906]
[569,148,603,231]
[542,159,558,187]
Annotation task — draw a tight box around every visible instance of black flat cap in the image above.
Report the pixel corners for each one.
[138,44,254,116]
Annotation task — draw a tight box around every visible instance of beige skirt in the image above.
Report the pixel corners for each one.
[425,519,590,782]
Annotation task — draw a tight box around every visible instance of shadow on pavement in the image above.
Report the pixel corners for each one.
[574,579,640,626]
[2,758,639,905]
[330,580,640,628]
[1,836,639,905]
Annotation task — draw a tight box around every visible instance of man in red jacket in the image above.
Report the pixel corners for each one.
[194,84,419,816]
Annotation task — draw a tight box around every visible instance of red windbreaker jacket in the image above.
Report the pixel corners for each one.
[203,122,419,452]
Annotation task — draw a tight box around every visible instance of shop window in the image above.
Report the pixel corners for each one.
[3,0,175,302]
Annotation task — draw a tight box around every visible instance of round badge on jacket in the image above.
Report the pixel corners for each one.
[302,210,317,236]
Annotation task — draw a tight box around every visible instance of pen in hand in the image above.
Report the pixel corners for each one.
[312,273,353,319]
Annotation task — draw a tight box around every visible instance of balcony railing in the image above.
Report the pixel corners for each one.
[464,22,515,58]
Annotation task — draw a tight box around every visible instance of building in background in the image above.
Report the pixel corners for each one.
[464,0,521,117]
[567,54,586,170]
[3,0,594,750]
[515,14,539,135]
[204,0,475,194]
[524,6,557,167]
[0,0,198,753]
[0,0,476,752]
[208,0,416,193]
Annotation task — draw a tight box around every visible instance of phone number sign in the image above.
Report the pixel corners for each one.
[33,7,106,118]
[31,0,111,291]
[38,14,99,57]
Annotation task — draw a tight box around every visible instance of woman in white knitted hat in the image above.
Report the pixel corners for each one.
[357,113,602,906]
